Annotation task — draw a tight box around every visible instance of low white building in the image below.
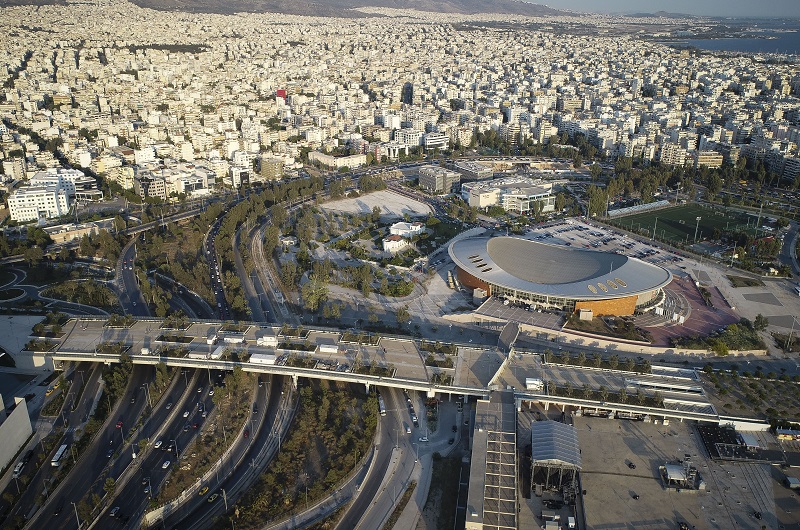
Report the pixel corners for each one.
[308,151,367,170]
[460,177,557,214]
[389,221,425,238]
[383,234,410,253]
[8,185,70,222]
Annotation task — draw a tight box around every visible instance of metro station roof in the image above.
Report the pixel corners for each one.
[530,420,582,470]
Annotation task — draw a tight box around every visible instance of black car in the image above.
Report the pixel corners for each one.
[452,426,458,433]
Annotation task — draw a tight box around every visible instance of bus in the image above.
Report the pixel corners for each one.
[51,444,68,467]
[377,395,387,417]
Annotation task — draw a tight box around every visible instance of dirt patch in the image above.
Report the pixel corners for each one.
[417,455,460,530]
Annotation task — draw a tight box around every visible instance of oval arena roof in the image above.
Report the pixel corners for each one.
[448,236,672,300]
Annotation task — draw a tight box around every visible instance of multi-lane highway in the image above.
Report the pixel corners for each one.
[158,376,288,529]
[24,364,152,530]
[94,368,233,528]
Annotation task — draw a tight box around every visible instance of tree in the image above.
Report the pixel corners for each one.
[754,314,769,332]
[599,386,608,402]
[103,477,116,496]
[301,275,328,312]
[589,164,602,181]
[396,306,411,326]
[23,246,43,266]
[608,354,619,370]
[624,357,636,372]
[577,352,587,366]
[618,387,627,403]
[564,381,573,397]
[583,384,592,399]
[592,353,602,368]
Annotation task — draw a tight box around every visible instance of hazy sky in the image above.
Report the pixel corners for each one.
[546,0,800,17]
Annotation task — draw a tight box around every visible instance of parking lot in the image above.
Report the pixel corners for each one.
[575,415,777,530]
[527,219,682,268]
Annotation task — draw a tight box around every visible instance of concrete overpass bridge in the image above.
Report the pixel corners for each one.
[36,317,742,426]
[48,350,487,399]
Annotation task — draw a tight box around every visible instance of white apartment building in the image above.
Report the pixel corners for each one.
[8,185,70,222]
[229,166,251,188]
[423,132,449,150]
[308,151,367,169]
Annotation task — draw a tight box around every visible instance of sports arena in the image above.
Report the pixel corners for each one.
[448,236,672,316]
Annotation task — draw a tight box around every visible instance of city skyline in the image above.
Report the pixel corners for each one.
[545,0,800,18]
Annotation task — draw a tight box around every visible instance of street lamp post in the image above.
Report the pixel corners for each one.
[694,216,702,243]
[141,384,152,408]
[43,477,54,499]
[70,501,81,529]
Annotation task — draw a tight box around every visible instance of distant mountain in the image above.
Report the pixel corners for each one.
[124,0,567,17]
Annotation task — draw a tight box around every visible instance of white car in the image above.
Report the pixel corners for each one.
[153,440,162,449]
[183,411,190,418]
[419,436,428,442]
[162,460,171,469]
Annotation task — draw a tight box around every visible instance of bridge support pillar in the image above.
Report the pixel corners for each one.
[426,389,436,398]
[561,404,566,413]
[364,382,370,394]
[543,402,550,411]
[516,398,522,412]
[291,374,298,389]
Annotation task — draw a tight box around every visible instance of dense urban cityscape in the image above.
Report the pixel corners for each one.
[0,1,800,529]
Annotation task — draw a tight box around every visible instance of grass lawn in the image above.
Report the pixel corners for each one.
[0,268,16,287]
[0,288,24,300]
[727,275,765,288]
[613,203,756,243]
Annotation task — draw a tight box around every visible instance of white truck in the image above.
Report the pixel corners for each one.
[317,343,339,355]
[256,335,278,347]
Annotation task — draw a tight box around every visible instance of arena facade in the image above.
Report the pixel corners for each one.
[448,236,672,317]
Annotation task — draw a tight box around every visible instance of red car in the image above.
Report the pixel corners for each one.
[116,421,123,429]
[243,429,249,438]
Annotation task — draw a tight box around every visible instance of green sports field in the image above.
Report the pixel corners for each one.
[612,204,758,243]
